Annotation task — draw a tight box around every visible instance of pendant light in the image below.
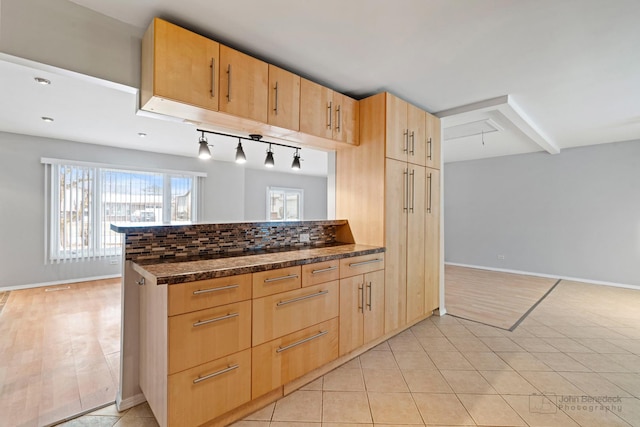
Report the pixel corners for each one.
[235,138,247,164]
[198,132,211,160]
[264,144,275,168]
[291,149,301,170]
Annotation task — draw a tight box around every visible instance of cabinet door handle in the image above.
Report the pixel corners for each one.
[403,129,409,153]
[358,283,364,313]
[336,105,341,132]
[193,284,239,295]
[312,265,338,274]
[193,364,239,384]
[403,168,409,211]
[193,312,239,327]
[226,64,232,102]
[274,81,279,114]
[427,172,433,214]
[210,58,216,98]
[349,258,384,268]
[409,169,415,213]
[276,330,328,353]
[367,282,372,311]
[264,273,299,283]
[276,290,329,306]
[410,131,415,155]
[427,137,433,160]
[327,102,332,129]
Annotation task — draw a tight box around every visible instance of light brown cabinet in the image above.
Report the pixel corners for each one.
[219,45,269,123]
[385,93,426,166]
[425,167,441,311]
[300,78,359,145]
[268,65,300,131]
[141,18,219,114]
[425,112,442,169]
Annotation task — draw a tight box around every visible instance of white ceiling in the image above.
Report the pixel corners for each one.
[3,0,640,165]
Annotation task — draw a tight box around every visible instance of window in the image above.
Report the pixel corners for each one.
[42,159,203,262]
[267,187,303,221]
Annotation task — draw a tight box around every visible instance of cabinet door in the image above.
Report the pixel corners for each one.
[300,78,333,139]
[333,92,359,145]
[219,45,268,122]
[407,103,426,166]
[425,112,441,169]
[406,166,426,323]
[147,18,219,111]
[363,269,385,344]
[268,65,300,130]
[385,93,408,161]
[425,167,441,312]
[384,158,408,333]
[339,275,365,356]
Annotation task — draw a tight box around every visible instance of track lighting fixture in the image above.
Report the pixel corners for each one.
[235,138,247,164]
[198,132,212,160]
[196,129,302,170]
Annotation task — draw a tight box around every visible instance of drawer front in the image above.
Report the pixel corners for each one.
[169,300,251,374]
[168,274,252,316]
[252,281,339,346]
[252,317,338,399]
[340,253,385,278]
[252,266,301,298]
[168,348,251,427]
[301,260,340,287]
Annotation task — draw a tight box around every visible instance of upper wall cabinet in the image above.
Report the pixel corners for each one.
[141,18,220,113]
[425,112,441,169]
[268,65,301,131]
[386,93,426,166]
[300,79,359,145]
[219,46,269,123]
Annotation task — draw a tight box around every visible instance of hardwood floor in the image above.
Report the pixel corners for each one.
[445,265,559,329]
[0,278,121,427]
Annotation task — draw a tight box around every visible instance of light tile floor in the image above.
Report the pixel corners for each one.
[65,279,640,426]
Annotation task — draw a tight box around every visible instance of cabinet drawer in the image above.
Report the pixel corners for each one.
[168,348,251,427]
[252,266,301,298]
[252,281,339,346]
[168,300,251,374]
[252,317,338,399]
[168,274,251,316]
[301,260,340,287]
[340,253,385,278]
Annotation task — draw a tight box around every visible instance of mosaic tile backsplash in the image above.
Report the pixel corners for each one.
[113,220,347,262]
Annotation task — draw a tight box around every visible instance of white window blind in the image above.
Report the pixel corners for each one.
[42,159,204,263]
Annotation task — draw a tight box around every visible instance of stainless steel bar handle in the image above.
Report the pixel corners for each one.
[210,58,215,98]
[327,102,333,129]
[366,282,372,311]
[428,137,433,160]
[358,284,364,313]
[226,64,232,101]
[410,131,415,155]
[403,169,408,211]
[193,284,239,295]
[312,265,338,274]
[276,290,329,307]
[403,129,409,153]
[336,105,341,132]
[193,312,239,327]
[274,81,279,114]
[264,273,299,283]
[193,364,239,384]
[276,330,328,353]
[409,169,415,213]
[349,258,384,267]
[427,172,433,214]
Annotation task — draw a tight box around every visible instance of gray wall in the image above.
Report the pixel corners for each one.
[444,139,640,287]
[244,168,328,221]
[0,132,326,289]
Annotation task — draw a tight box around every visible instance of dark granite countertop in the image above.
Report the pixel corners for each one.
[132,243,385,285]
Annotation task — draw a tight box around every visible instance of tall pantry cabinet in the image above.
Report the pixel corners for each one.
[336,92,441,334]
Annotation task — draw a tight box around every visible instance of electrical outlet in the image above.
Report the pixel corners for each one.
[109,259,120,265]
[497,254,505,260]
[300,233,310,243]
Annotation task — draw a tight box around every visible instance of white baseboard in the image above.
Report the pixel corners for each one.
[116,392,147,412]
[1,274,121,291]
[445,262,639,291]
